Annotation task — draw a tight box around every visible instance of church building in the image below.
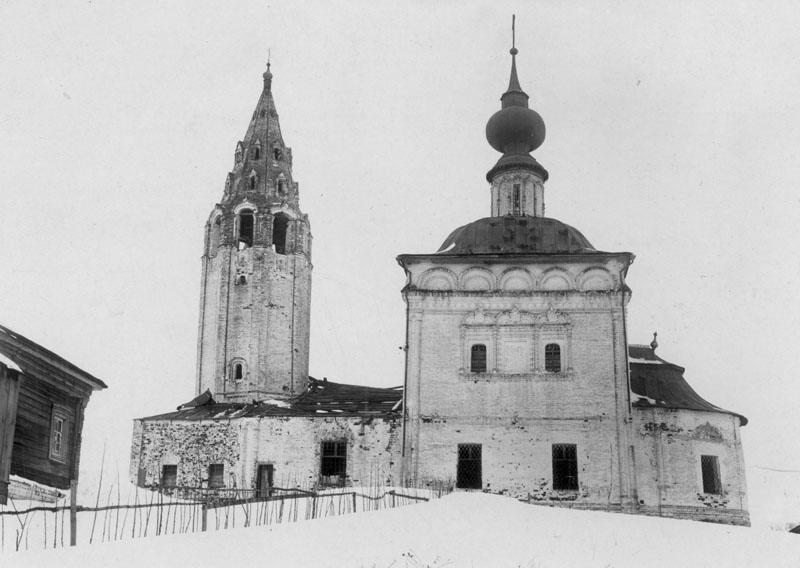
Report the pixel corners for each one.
[130,39,749,526]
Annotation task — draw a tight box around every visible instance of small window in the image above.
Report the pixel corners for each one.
[253,147,260,160]
[161,465,177,488]
[552,443,578,490]
[513,183,521,215]
[470,344,487,373]
[236,274,247,286]
[208,464,224,489]
[277,179,285,194]
[249,175,256,190]
[49,414,67,462]
[237,210,254,250]
[273,147,282,160]
[260,109,266,118]
[233,362,244,381]
[701,455,722,494]
[272,213,289,255]
[320,440,347,485]
[545,343,561,373]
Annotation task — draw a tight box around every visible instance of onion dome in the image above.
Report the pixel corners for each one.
[485,44,548,181]
[437,216,596,255]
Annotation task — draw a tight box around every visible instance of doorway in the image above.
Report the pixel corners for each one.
[256,464,274,498]
[457,444,482,489]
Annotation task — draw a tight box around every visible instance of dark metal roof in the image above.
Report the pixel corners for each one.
[140,377,403,421]
[437,216,597,255]
[628,344,747,426]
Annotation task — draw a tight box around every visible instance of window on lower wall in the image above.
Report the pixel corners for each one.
[552,443,578,490]
[161,465,177,488]
[701,455,722,494]
[48,409,69,463]
[545,343,561,373]
[208,464,224,488]
[320,441,347,486]
[456,444,482,489]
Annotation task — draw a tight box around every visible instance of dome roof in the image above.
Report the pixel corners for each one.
[486,105,545,155]
[437,216,597,255]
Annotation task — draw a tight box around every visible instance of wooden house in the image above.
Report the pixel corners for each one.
[0,324,106,505]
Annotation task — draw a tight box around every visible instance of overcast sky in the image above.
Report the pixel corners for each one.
[2,1,800,484]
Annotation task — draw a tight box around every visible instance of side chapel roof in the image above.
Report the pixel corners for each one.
[629,344,747,426]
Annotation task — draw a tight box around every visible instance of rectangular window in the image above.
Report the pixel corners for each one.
[552,443,578,490]
[49,410,68,462]
[256,464,274,499]
[701,455,722,494]
[208,464,224,488]
[320,441,347,485]
[457,444,482,489]
[161,465,177,488]
[513,184,521,215]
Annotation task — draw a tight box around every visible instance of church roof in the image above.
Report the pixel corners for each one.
[139,377,402,421]
[437,216,598,255]
[628,345,747,426]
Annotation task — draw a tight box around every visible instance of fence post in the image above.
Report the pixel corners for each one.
[201,504,207,532]
[391,491,396,509]
[69,479,78,546]
[351,492,357,513]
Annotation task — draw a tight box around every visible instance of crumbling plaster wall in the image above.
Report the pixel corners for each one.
[130,419,242,488]
[632,407,749,525]
[414,416,623,506]
[130,415,401,490]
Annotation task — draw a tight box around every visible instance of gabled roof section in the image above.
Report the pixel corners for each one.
[628,344,747,426]
[140,377,402,421]
[0,324,106,391]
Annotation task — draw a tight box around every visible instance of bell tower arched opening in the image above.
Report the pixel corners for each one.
[273,213,290,254]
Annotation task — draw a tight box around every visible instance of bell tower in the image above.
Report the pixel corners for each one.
[195,63,312,402]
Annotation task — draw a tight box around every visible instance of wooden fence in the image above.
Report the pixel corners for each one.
[0,486,443,553]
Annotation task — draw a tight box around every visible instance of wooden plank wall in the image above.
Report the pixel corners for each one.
[0,365,21,504]
[10,374,78,490]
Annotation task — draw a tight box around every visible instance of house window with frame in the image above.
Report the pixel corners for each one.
[320,440,347,486]
[552,443,578,491]
[545,343,561,373]
[161,465,177,488]
[701,455,722,494]
[470,344,487,373]
[49,412,68,462]
[208,464,224,489]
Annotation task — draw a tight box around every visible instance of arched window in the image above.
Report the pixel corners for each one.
[277,179,285,194]
[232,362,244,381]
[272,213,290,255]
[249,174,256,190]
[209,215,222,253]
[273,147,282,160]
[545,343,561,373]
[470,344,487,373]
[253,147,260,160]
[237,209,254,250]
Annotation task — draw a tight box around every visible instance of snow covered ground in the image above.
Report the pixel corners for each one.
[5,491,800,568]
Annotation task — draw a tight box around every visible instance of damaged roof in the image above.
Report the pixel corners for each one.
[140,377,403,421]
[628,344,747,426]
[437,216,599,255]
